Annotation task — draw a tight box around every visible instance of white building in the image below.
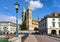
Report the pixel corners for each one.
[0,21,20,34]
[39,12,60,35]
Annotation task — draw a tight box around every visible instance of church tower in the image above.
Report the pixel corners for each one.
[22,7,26,23]
[26,3,32,30]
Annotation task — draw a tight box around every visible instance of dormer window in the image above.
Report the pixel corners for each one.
[53,14,55,16]
[52,13,58,16]
[55,14,58,16]
[58,14,60,16]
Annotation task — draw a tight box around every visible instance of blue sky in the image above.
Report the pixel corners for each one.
[0,0,60,24]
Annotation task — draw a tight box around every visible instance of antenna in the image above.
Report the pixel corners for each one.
[37,14,39,21]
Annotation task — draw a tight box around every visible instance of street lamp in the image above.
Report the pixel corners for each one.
[14,2,20,37]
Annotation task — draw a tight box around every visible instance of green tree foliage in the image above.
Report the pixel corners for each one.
[20,22,28,30]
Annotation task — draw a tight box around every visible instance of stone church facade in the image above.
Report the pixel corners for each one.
[22,3,39,31]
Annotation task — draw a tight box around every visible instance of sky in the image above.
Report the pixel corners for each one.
[0,0,60,24]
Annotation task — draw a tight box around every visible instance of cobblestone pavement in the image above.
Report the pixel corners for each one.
[35,35,60,42]
[24,35,37,42]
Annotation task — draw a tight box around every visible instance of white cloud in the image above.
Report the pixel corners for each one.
[0,14,21,24]
[29,0,43,10]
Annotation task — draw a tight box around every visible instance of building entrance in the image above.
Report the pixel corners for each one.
[51,30,56,35]
[59,30,60,35]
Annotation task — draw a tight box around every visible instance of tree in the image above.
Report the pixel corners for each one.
[20,22,28,30]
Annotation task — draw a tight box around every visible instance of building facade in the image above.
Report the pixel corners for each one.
[32,20,39,30]
[22,3,39,31]
[39,12,60,35]
[0,21,20,34]
[22,3,32,30]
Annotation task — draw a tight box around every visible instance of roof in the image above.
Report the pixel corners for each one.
[40,12,60,22]
[0,21,11,23]
[0,21,20,25]
[46,12,60,17]
[32,20,40,22]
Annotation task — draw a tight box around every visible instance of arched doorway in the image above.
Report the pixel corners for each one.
[59,30,60,35]
[34,28,39,34]
[34,28,38,31]
[51,30,56,35]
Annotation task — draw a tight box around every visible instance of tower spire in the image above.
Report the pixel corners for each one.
[28,3,31,10]
[37,14,39,21]
[22,7,26,12]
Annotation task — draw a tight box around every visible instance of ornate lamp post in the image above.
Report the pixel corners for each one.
[14,2,20,37]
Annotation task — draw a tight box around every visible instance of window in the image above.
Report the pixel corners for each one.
[59,18,60,21]
[53,19,55,21]
[52,22,55,27]
[3,27,8,32]
[45,23,46,27]
[58,22,60,27]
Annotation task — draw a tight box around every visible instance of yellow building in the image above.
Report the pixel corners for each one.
[32,20,39,30]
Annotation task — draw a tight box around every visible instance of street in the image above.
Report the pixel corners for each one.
[35,35,60,42]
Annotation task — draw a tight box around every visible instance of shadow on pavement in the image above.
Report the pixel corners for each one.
[21,33,29,42]
[48,34,60,38]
